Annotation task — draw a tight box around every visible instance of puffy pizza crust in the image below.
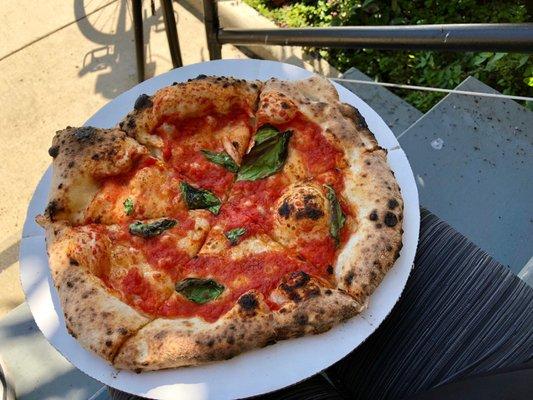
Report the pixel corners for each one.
[42,126,147,225]
[44,224,151,361]
[119,76,262,160]
[114,275,362,371]
[257,75,379,161]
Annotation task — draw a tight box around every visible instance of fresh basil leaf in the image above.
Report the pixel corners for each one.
[201,150,239,173]
[129,218,177,238]
[254,125,280,145]
[180,182,222,215]
[237,130,292,181]
[224,227,246,245]
[175,278,224,304]
[325,185,346,246]
[123,198,134,215]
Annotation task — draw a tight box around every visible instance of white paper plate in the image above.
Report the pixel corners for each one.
[20,60,419,400]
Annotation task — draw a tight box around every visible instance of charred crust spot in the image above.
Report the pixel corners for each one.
[66,281,73,288]
[238,293,259,312]
[384,212,398,227]
[196,74,207,80]
[277,200,293,218]
[327,265,334,274]
[227,336,235,345]
[69,258,79,266]
[127,118,136,129]
[286,271,310,288]
[231,141,239,149]
[281,102,289,109]
[344,271,355,285]
[295,196,325,221]
[68,161,75,168]
[294,313,308,326]
[48,145,59,158]
[369,210,379,221]
[105,340,113,347]
[72,126,97,142]
[45,200,63,220]
[207,339,215,347]
[134,94,153,110]
[57,183,63,189]
[154,331,168,341]
[118,327,128,335]
[325,289,332,296]
[306,287,321,298]
[91,153,100,160]
[106,328,113,335]
[388,199,399,209]
[376,223,383,229]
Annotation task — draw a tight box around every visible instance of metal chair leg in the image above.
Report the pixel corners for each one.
[203,0,222,60]
[161,0,183,68]
[132,0,145,82]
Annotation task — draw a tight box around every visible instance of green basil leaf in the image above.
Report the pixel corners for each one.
[123,198,134,215]
[237,130,292,181]
[224,227,246,245]
[200,150,239,173]
[129,218,177,238]
[175,278,225,304]
[180,182,222,215]
[325,185,346,246]
[254,125,280,145]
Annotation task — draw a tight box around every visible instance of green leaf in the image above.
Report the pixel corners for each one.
[175,278,224,304]
[254,125,280,145]
[224,227,246,245]
[180,182,221,215]
[123,198,134,215]
[237,129,292,181]
[524,77,533,87]
[325,185,345,246]
[200,150,239,173]
[129,218,177,238]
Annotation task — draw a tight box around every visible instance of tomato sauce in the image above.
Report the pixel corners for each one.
[217,173,289,237]
[159,251,326,322]
[153,106,252,197]
[119,268,162,314]
[276,113,345,175]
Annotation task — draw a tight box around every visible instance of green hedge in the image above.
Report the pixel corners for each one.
[244,0,532,112]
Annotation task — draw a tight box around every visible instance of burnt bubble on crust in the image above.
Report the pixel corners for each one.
[48,145,59,158]
[384,212,398,227]
[278,200,293,219]
[295,195,325,220]
[238,293,259,312]
[133,94,153,110]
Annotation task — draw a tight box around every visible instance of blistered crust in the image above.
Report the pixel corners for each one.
[118,75,262,154]
[42,126,147,224]
[257,75,378,162]
[45,225,151,362]
[336,149,403,304]
[114,273,361,371]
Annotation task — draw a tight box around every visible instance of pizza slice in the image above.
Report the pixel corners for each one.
[113,225,362,371]
[41,209,210,363]
[118,76,262,199]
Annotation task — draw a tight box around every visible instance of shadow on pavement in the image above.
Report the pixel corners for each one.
[74,0,170,98]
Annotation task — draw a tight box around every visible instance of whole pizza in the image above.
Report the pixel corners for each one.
[37,74,403,371]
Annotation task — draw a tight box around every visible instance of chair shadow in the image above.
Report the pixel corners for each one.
[74,0,172,99]
[0,240,19,274]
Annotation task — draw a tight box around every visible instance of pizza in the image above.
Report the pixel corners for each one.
[36,74,403,371]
